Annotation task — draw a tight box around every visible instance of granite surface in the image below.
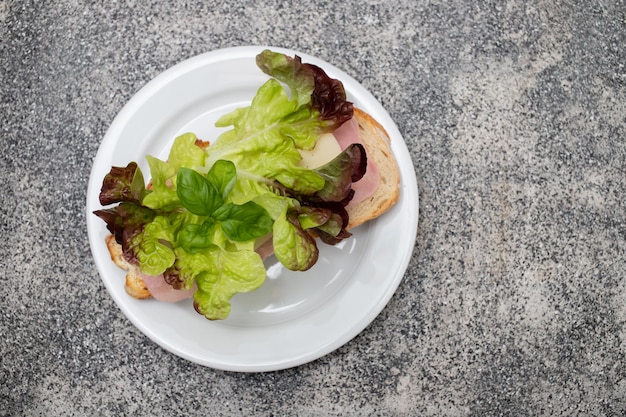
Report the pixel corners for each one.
[2,1,625,416]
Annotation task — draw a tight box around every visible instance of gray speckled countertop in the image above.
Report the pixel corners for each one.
[2,1,625,416]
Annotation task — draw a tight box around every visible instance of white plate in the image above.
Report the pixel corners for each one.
[86,46,419,372]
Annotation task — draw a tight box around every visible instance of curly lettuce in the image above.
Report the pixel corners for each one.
[94,50,367,320]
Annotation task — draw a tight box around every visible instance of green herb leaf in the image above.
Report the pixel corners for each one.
[218,201,273,242]
[176,167,223,216]
[178,219,216,254]
[207,159,237,200]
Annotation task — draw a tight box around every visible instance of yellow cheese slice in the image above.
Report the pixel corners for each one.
[298,133,342,169]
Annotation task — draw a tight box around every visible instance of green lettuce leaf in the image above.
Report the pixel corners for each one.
[167,132,206,170]
[192,243,266,320]
[142,155,179,210]
[273,208,319,271]
[94,50,365,320]
[128,215,178,276]
[256,50,353,131]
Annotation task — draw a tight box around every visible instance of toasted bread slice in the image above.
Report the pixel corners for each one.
[346,108,400,229]
[105,234,152,299]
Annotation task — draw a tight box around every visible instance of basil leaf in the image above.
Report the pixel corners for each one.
[207,159,237,200]
[219,201,273,241]
[178,220,216,254]
[210,202,234,222]
[176,168,223,216]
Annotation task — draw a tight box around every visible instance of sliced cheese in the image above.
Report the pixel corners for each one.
[298,133,342,169]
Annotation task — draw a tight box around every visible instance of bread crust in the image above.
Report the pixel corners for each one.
[346,108,401,229]
[105,234,152,299]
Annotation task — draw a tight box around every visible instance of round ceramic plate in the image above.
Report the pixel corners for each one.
[86,46,419,372]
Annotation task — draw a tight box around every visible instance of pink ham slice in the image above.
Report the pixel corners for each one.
[141,272,195,303]
[331,117,380,208]
[140,116,378,303]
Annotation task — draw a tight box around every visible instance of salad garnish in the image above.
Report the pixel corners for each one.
[94,50,367,320]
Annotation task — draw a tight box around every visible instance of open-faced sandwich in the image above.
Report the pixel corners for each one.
[93,50,400,320]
